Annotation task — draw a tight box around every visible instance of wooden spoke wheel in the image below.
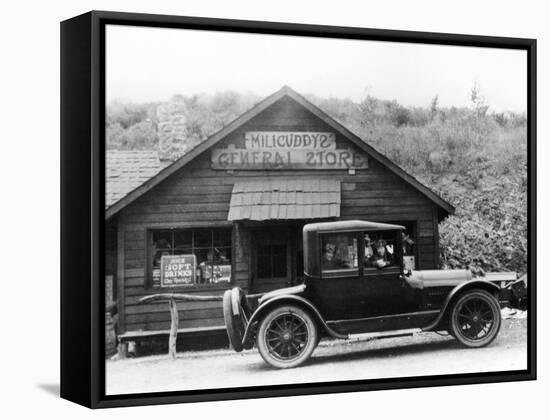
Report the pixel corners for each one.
[449,289,501,348]
[223,288,251,352]
[256,305,318,369]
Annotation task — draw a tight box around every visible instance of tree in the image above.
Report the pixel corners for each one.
[106,120,157,150]
[430,95,439,120]
[470,83,489,117]
[106,101,149,129]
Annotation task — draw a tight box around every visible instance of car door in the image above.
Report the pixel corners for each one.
[307,231,365,320]
[361,266,413,316]
[361,230,419,317]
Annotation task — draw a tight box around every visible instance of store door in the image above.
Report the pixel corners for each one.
[251,226,293,293]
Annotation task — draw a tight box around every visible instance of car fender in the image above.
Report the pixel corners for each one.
[241,294,347,347]
[422,279,501,332]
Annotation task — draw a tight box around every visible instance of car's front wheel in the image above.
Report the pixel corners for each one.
[449,289,501,348]
[256,305,318,369]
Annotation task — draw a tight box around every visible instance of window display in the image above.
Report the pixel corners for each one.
[150,229,232,287]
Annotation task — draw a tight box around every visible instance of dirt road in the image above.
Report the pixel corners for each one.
[106,318,527,395]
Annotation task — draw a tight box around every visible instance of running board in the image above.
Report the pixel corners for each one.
[345,328,423,342]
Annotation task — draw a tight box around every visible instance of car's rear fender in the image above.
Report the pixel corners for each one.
[241,295,347,347]
[422,279,501,332]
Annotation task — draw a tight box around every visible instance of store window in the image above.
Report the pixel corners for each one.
[150,228,232,287]
[321,233,358,273]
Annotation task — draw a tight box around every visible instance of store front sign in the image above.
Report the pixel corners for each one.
[244,131,336,149]
[211,132,368,170]
[160,254,196,287]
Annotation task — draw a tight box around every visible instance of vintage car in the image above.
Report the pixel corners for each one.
[223,220,519,369]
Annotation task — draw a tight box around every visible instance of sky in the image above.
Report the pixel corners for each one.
[106,25,527,113]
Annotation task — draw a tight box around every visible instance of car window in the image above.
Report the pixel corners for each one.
[364,231,398,270]
[321,233,358,273]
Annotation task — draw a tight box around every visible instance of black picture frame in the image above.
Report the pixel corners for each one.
[60,10,537,409]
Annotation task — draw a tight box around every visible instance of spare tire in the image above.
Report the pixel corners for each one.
[223,287,250,352]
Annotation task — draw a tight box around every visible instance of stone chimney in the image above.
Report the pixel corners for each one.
[156,100,189,161]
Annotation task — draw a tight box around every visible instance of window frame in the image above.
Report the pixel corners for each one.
[146,226,234,290]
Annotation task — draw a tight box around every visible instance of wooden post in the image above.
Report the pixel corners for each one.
[168,298,179,360]
[118,342,128,359]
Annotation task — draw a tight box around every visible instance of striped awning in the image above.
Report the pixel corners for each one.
[228,179,341,221]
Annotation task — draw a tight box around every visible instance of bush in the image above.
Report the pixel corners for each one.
[439,178,527,276]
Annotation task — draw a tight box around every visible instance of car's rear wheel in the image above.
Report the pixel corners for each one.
[256,305,318,369]
[449,289,501,348]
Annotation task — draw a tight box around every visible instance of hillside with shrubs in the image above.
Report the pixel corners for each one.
[107,87,527,276]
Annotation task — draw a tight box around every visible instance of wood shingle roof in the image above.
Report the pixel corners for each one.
[106,150,170,208]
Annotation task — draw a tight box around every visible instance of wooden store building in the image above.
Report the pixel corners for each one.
[105,86,455,348]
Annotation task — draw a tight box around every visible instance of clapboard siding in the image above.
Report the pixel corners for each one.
[341,205,434,217]
[126,317,226,332]
[105,219,117,279]
[115,96,442,333]
[125,298,223,311]
[127,307,224,324]
[124,202,231,216]
[124,286,225,300]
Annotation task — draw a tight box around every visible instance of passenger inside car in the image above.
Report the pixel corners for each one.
[367,239,394,269]
[322,243,341,270]
[364,234,374,260]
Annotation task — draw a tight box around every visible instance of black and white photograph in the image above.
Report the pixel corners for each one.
[102,21,530,396]
[3,0,549,415]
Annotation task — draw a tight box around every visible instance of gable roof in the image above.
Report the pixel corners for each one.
[106,86,455,220]
[106,150,170,208]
